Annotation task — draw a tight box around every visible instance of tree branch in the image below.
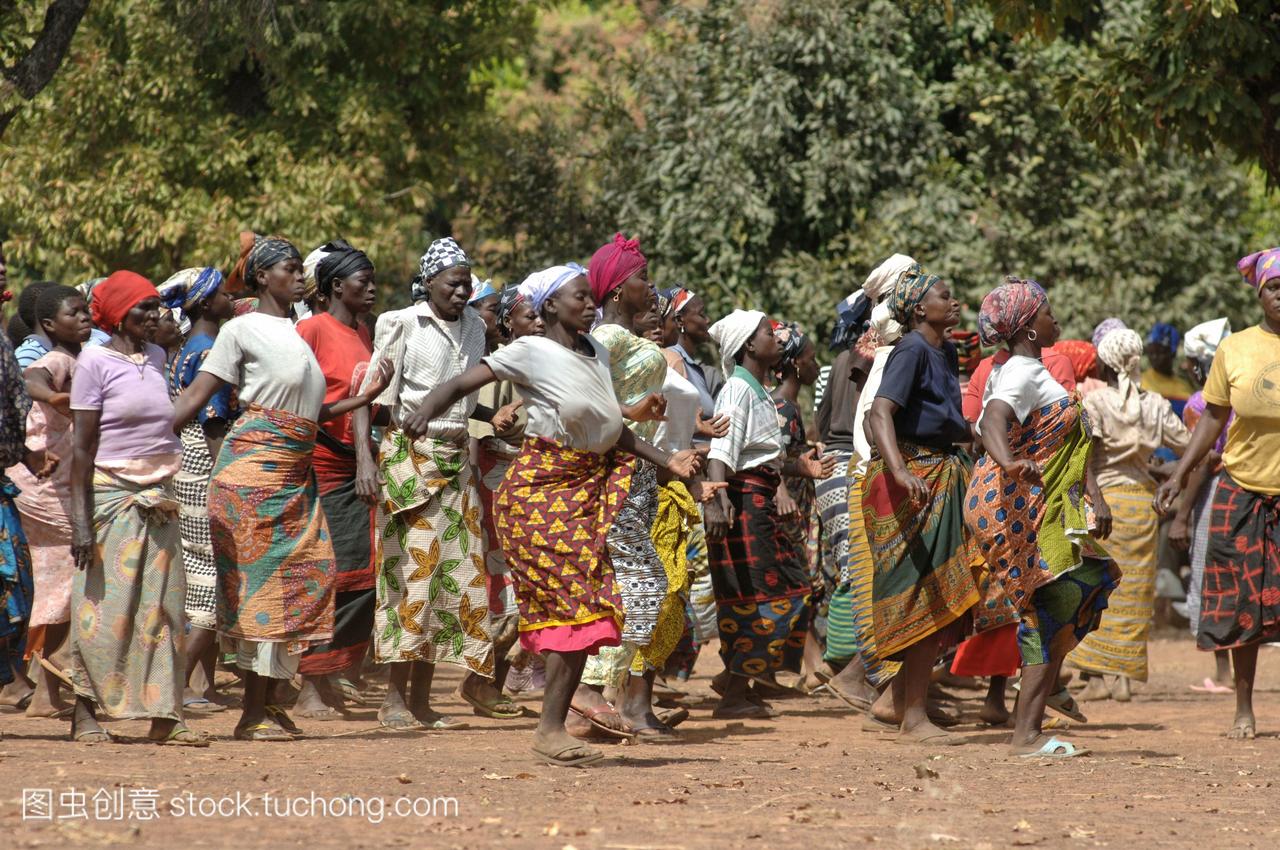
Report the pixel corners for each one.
[0,0,91,138]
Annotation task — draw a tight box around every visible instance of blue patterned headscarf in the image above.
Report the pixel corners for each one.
[1146,322,1181,353]
[159,267,223,311]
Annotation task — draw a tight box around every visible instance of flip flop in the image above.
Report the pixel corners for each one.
[927,704,961,728]
[711,701,776,720]
[629,724,682,741]
[455,686,523,719]
[569,703,634,738]
[1190,677,1235,695]
[532,742,604,767]
[826,679,873,713]
[656,707,689,728]
[1045,688,1088,723]
[183,696,229,713]
[71,727,114,743]
[294,705,345,721]
[861,715,898,734]
[1016,736,1090,758]
[337,679,366,705]
[151,725,211,747]
[897,729,964,746]
[378,707,426,731]
[264,705,303,737]
[419,713,468,731]
[234,721,293,742]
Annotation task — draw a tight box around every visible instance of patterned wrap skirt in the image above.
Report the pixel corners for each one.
[208,405,335,653]
[607,461,667,646]
[495,437,633,654]
[633,480,699,673]
[70,472,184,720]
[475,435,521,650]
[1196,474,1280,651]
[175,421,218,630]
[1186,471,1222,639]
[708,467,810,677]
[373,430,493,673]
[0,481,33,686]
[300,479,376,676]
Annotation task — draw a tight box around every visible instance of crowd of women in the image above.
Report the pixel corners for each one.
[0,233,1277,764]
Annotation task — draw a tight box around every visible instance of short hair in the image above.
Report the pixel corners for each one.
[7,313,30,347]
[34,284,80,330]
[17,281,59,327]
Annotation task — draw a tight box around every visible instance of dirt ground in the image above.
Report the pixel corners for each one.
[2,637,1279,850]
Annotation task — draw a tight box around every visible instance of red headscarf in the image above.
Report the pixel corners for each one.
[1054,338,1098,382]
[588,233,647,305]
[91,270,159,331]
[224,230,258,295]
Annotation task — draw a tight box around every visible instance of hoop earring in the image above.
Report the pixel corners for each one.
[612,290,622,303]
[1026,329,1039,342]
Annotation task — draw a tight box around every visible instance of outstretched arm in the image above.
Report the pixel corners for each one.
[172,373,229,433]
[401,363,498,439]
[1155,403,1230,515]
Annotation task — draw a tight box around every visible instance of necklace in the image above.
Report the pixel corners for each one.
[107,340,148,378]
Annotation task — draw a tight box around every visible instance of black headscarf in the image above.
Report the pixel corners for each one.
[243,236,302,289]
[315,239,374,297]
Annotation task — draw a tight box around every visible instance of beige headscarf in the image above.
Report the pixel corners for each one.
[863,253,918,303]
[1097,328,1145,417]
[709,309,767,379]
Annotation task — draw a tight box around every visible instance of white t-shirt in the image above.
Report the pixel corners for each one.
[653,366,700,453]
[201,312,327,421]
[852,346,891,476]
[483,335,623,455]
[975,354,1068,435]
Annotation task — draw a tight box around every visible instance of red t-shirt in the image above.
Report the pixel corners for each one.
[962,346,1076,423]
[296,312,373,492]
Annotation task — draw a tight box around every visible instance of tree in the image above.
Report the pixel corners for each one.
[0,0,90,140]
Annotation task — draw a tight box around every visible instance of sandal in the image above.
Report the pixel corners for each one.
[630,724,681,741]
[532,742,604,767]
[826,679,873,713]
[861,715,898,734]
[71,726,114,743]
[377,706,425,731]
[151,724,211,747]
[656,707,689,728]
[569,703,633,738]
[234,721,293,742]
[264,705,303,737]
[897,729,964,747]
[183,696,229,713]
[294,705,344,721]
[1045,688,1088,723]
[337,678,366,705]
[711,701,776,720]
[418,711,468,731]
[1016,736,1090,758]
[455,686,523,720]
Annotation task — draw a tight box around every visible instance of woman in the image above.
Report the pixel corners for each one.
[1170,318,1234,694]
[967,277,1117,757]
[469,278,500,350]
[356,237,506,731]
[163,267,236,712]
[1156,248,1280,740]
[577,233,684,738]
[862,265,980,744]
[1142,323,1195,418]
[465,285,544,718]
[0,330,37,720]
[394,264,700,765]
[1066,328,1190,701]
[173,237,387,741]
[9,285,90,718]
[294,240,380,720]
[705,310,826,718]
[67,271,204,745]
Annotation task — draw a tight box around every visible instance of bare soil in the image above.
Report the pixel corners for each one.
[2,637,1279,850]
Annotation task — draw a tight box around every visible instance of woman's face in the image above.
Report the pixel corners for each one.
[44,295,92,347]
[259,258,305,306]
[659,308,680,347]
[546,275,596,335]
[916,282,960,330]
[746,316,780,366]
[1029,301,1061,348]
[120,296,161,344]
[153,310,182,349]
[794,339,820,385]
[471,293,501,346]
[616,266,651,315]
[334,268,377,317]
[1260,276,1280,328]
[506,300,544,340]
[429,266,473,320]
[679,295,710,344]
[206,287,235,323]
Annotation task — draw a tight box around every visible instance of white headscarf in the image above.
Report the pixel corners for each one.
[517,263,587,313]
[303,245,331,301]
[869,300,903,344]
[709,309,767,379]
[862,253,918,303]
[1097,328,1145,417]
[1183,318,1230,364]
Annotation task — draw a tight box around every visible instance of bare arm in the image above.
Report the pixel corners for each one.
[70,409,101,571]
[172,372,228,433]
[1155,403,1231,514]
[1169,453,1215,550]
[400,363,498,440]
[703,458,734,542]
[352,404,378,505]
[867,397,927,506]
[978,400,1043,487]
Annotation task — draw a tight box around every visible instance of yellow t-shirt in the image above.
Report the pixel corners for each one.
[1140,367,1195,402]
[1202,325,1280,494]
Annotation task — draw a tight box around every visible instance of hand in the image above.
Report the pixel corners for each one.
[696,412,731,438]
[72,522,95,571]
[23,448,58,479]
[687,479,727,504]
[1153,477,1181,516]
[49,392,72,417]
[1091,497,1113,540]
[491,399,523,435]
[776,487,798,517]
[1169,515,1191,552]
[623,392,667,423]
[703,492,734,542]
[361,358,394,402]
[355,455,382,506]
[1002,459,1043,489]
[666,449,701,479]
[798,447,837,480]
[890,466,929,507]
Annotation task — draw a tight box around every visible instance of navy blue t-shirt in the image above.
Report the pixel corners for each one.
[874,331,969,449]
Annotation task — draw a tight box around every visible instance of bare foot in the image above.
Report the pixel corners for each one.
[295,676,345,720]
[1078,675,1111,702]
[979,701,1011,727]
[1227,711,1256,740]
[532,727,603,766]
[571,685,626,732]
[897,719,962,745]
[1110,675,1132,703]
[828,664,878,706]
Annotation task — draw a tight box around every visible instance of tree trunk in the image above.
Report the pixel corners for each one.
[0,0,91,139]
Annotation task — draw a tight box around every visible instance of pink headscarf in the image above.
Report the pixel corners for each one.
[588,233,647,305]
[1237,247,1280,291]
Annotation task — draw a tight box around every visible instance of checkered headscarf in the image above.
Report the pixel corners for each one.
[419,237,471,283]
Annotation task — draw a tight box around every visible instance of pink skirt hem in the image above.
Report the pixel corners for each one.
[519,617,621,655]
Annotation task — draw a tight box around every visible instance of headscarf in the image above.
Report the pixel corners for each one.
[588,233,647,305]
[658,286,682,320]
[885,263,941,325]
[242,235,302,292]
[869,300,904,344]
[1091,317,1126,349]
[1183,318,1230,365]
[469,276,497,304]
[315,239,373,297]
[862,253,918,303]
[496,286,527,332]
[1146,322,1181,353]
[854,326,883,361]
[708,309,767,379]
[410,272,427,304]
[654,290,672,320]
[773,321,808,372]
[419,237,470,282]
[1054,339,1098,382]
[302,245,330,301]
[1237,247,1280,291]
[950,329,982,373]
[976,277,1047,346]
[158,267,223,311]
[518,263,587,313]
[76,277,106,308]
[225,231,258,295]
[91,270,160,331]
[670,288,697,315]
[1097,328,1145,416]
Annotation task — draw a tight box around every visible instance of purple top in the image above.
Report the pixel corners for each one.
[1182,390,1230,455]
[70,344,182,462]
